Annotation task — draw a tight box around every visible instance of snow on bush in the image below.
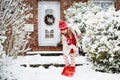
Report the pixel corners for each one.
[82,8,120,73]
[65,2,120,73]
[65,2,102,33]
[0,0,32,58]
[0,36,6,58]
[64,2,102,45]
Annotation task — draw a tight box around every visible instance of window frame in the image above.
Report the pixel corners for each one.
[89,0,114,9]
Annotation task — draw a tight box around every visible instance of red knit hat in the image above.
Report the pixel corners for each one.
[59,20,68,31]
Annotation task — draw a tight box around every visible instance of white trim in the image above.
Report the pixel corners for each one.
[26,51,63,54]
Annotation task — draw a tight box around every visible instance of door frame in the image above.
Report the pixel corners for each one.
[38,1,60,46]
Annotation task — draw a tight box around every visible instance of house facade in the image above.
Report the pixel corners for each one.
[26,0,120,52]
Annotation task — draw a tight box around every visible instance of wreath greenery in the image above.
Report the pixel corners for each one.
[44,14,55,25]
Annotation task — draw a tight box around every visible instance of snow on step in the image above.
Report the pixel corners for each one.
[15,55,89,65]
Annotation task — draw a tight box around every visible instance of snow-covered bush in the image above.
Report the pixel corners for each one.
[65,2,102,33]
[65,2,120,73]
[65,2,102,46]
[0,0,32,58]
[82,8,120,73]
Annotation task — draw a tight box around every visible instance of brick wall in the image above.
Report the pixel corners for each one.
[27,0,85,51]
[25,0,39,51]
[27,0,119,51]
[115,0,120,11]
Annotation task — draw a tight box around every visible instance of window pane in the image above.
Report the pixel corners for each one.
[50,30,54,38]
[45,34,49,38]
[45,9,54,15]
[50,34,54,38]
[45,30,49,38]
[50,30,54,33]
[45,29,54,38]
[45,30,49,33]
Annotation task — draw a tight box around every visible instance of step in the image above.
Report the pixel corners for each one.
[21,63,85,68]
[27,51,63,54]
[15,55,89,68]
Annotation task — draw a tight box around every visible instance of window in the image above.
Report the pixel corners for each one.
[89,0,114,9]
[45,9,54,15]
[45,29,54,38]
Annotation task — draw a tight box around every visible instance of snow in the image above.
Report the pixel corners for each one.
[0,1,120,80]
[8,55,89,65]
[0,55,120,80]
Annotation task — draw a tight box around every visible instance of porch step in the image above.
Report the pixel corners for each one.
[40,53,63,56]
[17,55,89,68]
[21,63,85,68]
[26,51,63,56]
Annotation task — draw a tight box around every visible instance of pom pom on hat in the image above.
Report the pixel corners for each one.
[59,20,68,31]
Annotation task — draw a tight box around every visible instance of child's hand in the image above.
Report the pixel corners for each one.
[77,33,82,40]
[77,35,81,39]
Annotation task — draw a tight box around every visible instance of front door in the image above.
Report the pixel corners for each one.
[38,1,60,46]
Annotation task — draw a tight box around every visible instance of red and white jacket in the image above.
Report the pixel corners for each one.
[62,26,82,55]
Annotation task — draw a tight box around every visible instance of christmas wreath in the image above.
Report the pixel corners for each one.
[44,14,55,25]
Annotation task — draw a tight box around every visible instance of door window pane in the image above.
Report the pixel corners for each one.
[50,30,54,38]
[45,29,54,38]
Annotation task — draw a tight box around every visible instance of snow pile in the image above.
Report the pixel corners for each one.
[0,57,16,80]
[0,56,120,80]
[13,55,89,65]
[65,2,120,73]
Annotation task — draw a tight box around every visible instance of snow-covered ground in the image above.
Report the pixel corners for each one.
[0,55,120,80]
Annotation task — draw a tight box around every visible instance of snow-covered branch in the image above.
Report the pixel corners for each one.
[0,0,33,58]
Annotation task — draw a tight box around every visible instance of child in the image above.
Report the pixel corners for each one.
[59,20,82,77]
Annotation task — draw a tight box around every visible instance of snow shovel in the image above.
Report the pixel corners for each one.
[61,66,75,77]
